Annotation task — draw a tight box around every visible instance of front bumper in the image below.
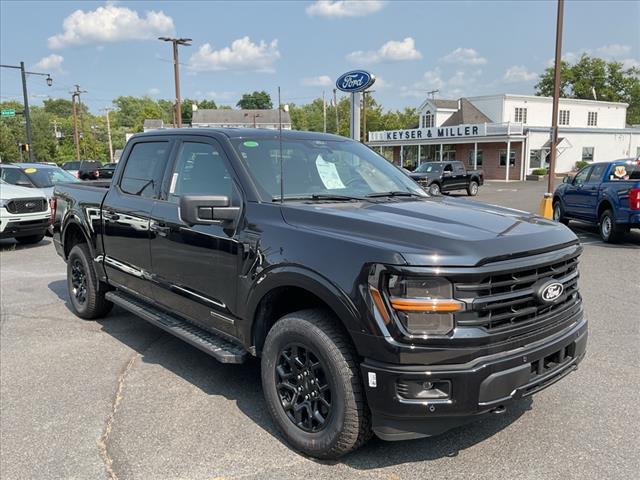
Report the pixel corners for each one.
[0,217,50,239]
[361,316,587,441]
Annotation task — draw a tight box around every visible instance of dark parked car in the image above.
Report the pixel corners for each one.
[54,128,587,459]
[410,161,484,196]
[553,159,640,242]
[61,160,103,180]
[97,162,118,179]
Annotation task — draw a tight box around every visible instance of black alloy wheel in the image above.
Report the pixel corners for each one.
[276,343,332,433]
[70,259,88,305]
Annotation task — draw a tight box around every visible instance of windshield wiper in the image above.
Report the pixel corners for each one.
[272,194,366,202]
[365,191,424,198]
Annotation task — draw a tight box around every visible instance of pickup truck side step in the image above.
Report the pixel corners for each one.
[105,291,248,364]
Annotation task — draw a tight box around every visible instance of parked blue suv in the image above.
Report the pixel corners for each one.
[553,159,640,242]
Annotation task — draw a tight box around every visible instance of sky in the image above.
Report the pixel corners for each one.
[1,0,639,114]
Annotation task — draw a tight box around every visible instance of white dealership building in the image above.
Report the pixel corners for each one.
[367,94,640,180]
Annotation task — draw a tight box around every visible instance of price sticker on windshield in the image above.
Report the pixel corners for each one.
[24,167,37,174]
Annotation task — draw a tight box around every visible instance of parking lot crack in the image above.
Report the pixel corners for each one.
[97,351,139,480]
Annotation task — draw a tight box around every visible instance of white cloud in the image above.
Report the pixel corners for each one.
[33,54,65,73]
[306,0,384,18]
[204,91,236,101]
[595,44,631,58]
[188,37,280,72]
[400,68,444,98]
[400,68,482,99]
[441,47,487,65]
[503,65,537,83]
[302,75,333,87]
[147,87,161,96]
[48,4,175,49]
[346,37,421,64]
[621,58,640,70]
[373,76,391,89]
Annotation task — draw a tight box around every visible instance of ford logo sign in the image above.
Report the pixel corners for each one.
[336,70,375,93]
[25,202,36,208]
[537,281,564,304]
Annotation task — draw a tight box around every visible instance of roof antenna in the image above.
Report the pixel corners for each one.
[278,86,284,203]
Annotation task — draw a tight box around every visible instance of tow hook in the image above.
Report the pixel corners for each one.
[491,405,506,414]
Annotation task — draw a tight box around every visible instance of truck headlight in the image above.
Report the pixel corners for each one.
[387,275,462,335]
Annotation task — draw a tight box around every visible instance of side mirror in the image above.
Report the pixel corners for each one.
[179,195,240,226]
[563,175,573,184]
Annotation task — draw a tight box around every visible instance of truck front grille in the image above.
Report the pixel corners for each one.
[5,198,47,214]
[454,254,581,333]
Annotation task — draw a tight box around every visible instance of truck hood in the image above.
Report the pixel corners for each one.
[281,196,578,267]
[0,182,47,201]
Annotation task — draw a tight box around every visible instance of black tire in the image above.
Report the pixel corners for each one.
[16,234,45,245]
[553,201,569,226]
[428,183,441,196]
[67,243,113,319]
[599,209,624,243]
[261,309,371,459]
[467,180,479,196]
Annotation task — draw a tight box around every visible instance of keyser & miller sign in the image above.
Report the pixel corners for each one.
[368,123,488,142]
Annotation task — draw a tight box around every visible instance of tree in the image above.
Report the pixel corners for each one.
[181,98,217,125]
[237,91,273,109]
[535,54,640,124]
[43,98,87,118]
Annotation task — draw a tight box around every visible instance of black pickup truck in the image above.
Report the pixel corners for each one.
[410,160,484,196]
[53,129,587,459]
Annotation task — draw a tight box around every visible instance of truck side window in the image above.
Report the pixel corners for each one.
[168,142,232,203]
[443,163,453,173]
[573,167,591,185]
[120,141,169,198]
[586,164,607,183]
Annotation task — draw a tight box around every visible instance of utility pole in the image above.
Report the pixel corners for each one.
[322,91,327,133]
[333,89,339,135]
[1,62,53,162]
[102,108,114,162]
[540,0,564,219]
[71,85,86,160]
[158,37,192,128]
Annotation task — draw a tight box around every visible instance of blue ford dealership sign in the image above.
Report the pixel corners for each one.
[336,70,375,93]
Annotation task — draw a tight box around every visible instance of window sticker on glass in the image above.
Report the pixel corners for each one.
[315,155,345,189]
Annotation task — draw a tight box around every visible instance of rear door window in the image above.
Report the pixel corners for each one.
[586,163,607,184]
[120,141,170,198]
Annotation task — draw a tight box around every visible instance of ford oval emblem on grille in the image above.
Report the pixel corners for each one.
[537,281,564,304]
[25,202,36,208]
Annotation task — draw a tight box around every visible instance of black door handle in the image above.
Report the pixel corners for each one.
[150,223,170,236]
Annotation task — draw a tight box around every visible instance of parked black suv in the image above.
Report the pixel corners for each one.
[53,129,587,458]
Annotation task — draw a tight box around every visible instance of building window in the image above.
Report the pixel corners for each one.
[559,110,570,125]
[499,150,517,167]
[423,111,433,128]
[529,149,547,169]
[514,107,527,124]
[587,111,598,126]
[582,147,595,162]
[468,149,483,167]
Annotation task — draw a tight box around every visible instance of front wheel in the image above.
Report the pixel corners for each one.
[16,234,45,245]
[261,309,371,459]
[599,209,624,243]
[553,201,569,225]
[428,183,441,196]
[467,180,479,196]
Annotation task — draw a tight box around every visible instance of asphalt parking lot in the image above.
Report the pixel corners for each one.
[1,181,638,480]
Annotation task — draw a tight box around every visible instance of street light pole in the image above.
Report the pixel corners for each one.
[1,62,53,162]
[159,37,192,128]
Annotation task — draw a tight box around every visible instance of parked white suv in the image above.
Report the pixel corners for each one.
[0,179,50,244]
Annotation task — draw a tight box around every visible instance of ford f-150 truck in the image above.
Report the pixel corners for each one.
[53,129,587,459]
[409,161,484,196]
[553,159,640,242]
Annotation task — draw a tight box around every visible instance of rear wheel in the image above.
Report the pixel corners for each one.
[16,234,45,245]
[428,183,441,196]
[67,243,113,319]
[553,201,569,225]
[599,209,624,243]
[467,180,479,196]
[261,309,371,459]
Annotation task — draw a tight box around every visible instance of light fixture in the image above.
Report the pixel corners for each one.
[46,75,53,87]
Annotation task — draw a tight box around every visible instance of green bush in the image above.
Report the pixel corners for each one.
[575,160,589,170]
[532,168,547,175]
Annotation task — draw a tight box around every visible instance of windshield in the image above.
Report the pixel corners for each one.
[414,163,443,174]
[230,138,426,201]
[22,166,79,187]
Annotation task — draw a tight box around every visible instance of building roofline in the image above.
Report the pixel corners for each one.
[466,93,629,108]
